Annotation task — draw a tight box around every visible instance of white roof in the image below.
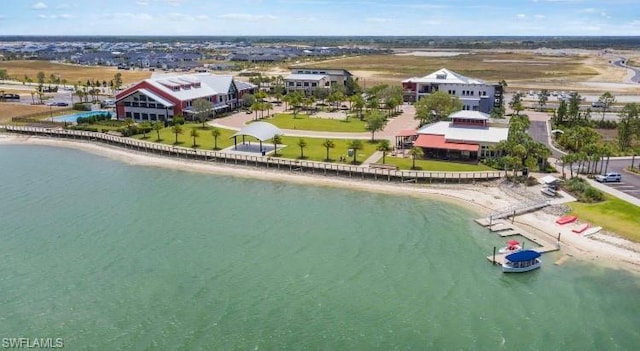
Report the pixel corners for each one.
[285,74,327,81]
[144,73,235,102]
[138,88,175,107]
[403,68,487,85]
[449,110,490,120]
[540,175,559,184]
[232,122,283,142]
[417,121,508,144]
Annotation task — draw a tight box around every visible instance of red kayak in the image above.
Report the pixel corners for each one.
[572,223,590,233]
[556,215,578,225]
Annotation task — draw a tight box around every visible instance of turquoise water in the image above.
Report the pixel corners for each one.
[0,145,639,350]
[53,110,112,122]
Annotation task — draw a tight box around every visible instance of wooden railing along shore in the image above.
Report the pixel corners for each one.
[2,125,510,184]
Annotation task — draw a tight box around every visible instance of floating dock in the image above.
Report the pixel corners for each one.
[476,218,560,265]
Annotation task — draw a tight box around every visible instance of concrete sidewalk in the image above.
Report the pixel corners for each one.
[210,103,419,142]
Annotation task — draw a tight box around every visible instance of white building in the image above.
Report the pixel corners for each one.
[402,68,503,114]
[413,110,508,160]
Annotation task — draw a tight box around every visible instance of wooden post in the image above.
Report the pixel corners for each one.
[492,246,496,265]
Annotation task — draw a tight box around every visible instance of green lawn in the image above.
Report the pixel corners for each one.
[567,195,640,242]
[252,113,367,132]
[133,124,377,164]
[381,156,496,172]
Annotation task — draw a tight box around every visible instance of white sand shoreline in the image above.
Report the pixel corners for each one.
[2,133,639,274]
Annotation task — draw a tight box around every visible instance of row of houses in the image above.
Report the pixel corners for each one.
[116,68,507,161]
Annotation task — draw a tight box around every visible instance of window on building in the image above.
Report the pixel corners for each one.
[133,97,139,101]
[141,113,148,120]
[124,101,131,107]
[132,102,139,107]
[296,82,302,86]
[148,103,156,108]
[311,83,317,87]
[304,82,309,87]
[125,112,132,118]
[139,95,147,101]
[133,112,140,119]
[288,82,294,86]
[150,114,157,120]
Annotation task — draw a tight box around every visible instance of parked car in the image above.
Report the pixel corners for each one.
[56,102,69,107]
[595,172,622,183]
[591,101,605,108]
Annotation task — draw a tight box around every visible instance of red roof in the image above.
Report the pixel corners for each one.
[396,129,418,137]
[414,134,479,151]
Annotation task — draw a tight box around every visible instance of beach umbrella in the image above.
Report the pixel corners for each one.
[507,240,520,246]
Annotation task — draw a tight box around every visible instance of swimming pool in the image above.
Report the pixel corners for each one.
[53,110,114,123]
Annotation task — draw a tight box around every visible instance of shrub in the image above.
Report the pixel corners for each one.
[563,177,604,203]
[73,103,91,111]
[584,187,605,202]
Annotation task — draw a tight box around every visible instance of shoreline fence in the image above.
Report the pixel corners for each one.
[2,125,510,184]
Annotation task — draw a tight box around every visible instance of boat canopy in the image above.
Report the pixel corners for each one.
[505,250,541,262]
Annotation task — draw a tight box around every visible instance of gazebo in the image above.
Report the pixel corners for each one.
[230,122,284,155]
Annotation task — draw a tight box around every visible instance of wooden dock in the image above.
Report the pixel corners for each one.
[477,218,560,266]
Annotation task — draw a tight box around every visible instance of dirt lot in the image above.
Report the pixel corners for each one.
[273,49,640,94]
[0,103,65,123]
[1,61,151,85]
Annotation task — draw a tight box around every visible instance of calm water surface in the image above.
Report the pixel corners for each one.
[0,145,638,350]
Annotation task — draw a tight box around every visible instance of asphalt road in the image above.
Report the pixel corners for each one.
[528,116,640,200]
[612,58,640,83]
[529,120,565,159]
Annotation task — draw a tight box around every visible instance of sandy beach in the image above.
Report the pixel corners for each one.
[2,133,639,274]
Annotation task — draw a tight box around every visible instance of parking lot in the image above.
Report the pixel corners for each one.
[602,180,640,198]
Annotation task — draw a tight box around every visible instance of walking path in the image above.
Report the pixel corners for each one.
[209,102,419,141]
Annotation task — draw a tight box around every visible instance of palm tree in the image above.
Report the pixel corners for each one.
[322,139,335,161]
[140,121,152,139]
[377,140,392,164]
[347,139,364,164]
[297,138,307,159]
[211,128,221,150]
[272,134,282,156]
[153,121,163,141]
[409,146,424,169]
[171,124,183,144]
[190,127,199,148]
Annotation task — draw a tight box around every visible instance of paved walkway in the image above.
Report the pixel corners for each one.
[209,102,419,141]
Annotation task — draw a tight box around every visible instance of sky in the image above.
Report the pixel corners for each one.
[0,0,639,36]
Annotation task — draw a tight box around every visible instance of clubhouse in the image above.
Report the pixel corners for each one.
[400,110,508,160]
[285,67,353,94]
[401,68,503,114]
[115,73,257,122]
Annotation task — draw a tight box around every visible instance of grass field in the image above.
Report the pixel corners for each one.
[567,194,640,242]
[298,52,598,85]
[0,103,67,123]
[133,124,377,164]
[1,60,151,85]
[254,113,367,132]
[382,156,496,171]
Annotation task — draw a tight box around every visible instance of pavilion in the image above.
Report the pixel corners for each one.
[230,122,284,155]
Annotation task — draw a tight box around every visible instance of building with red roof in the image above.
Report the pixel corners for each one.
[115,73,257,123]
